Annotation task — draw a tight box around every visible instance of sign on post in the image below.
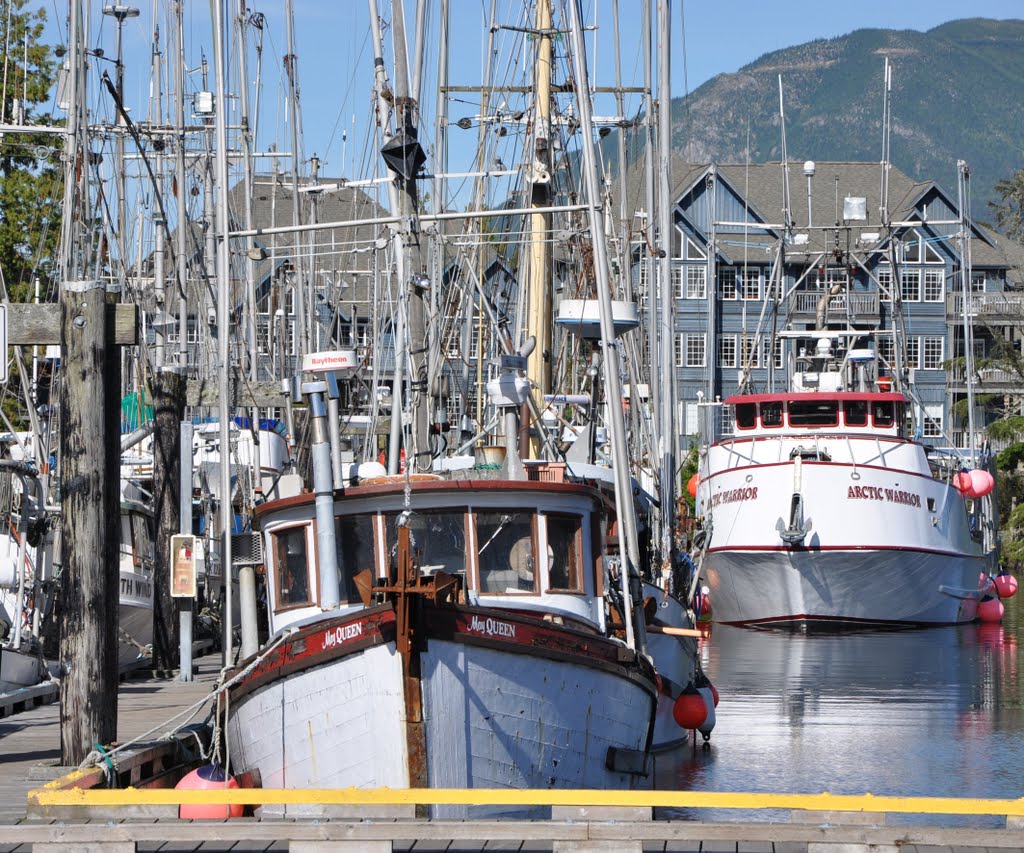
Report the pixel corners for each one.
[170,534,197,598]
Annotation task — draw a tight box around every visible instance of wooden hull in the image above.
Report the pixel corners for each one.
[225,604,657,817]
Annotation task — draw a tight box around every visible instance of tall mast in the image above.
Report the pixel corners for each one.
[525,0,554,445]
[566,0,645,653]
[656,0,677,578]
[285,0,309,357]
[211,0,235,664]
[958,160,977,463]
[235,2,258,381]
[642,0,661,495]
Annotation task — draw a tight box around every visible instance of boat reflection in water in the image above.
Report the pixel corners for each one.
[656,596,1022,827]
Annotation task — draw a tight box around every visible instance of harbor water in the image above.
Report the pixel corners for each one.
[657,589,1023,826]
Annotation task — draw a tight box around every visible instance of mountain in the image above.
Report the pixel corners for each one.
[661,18,1024,219]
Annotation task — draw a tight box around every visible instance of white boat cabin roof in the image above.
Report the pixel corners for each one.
[721,391,909,438]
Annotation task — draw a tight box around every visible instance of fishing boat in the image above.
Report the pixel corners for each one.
[696,353,997,627]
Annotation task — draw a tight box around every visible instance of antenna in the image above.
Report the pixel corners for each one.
[879,58,892,226]
[778,75,792,232]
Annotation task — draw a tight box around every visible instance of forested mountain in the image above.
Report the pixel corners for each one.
[652,18,1024,218]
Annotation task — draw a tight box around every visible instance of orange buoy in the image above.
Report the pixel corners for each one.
[672,685,707,730]
[977,596,1005,624]
[687,473,700,498]
[176,764,243,819]
[970,469,994,498]
[994,572,1018,599]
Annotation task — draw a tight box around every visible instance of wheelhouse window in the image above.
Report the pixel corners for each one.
[735,403,757,430]
[384,510,467,576]
[761,402,783,428]
[274,526,312,609]
[789,400,839,427]
[872,401,895,427]
[844,400,868,427]
[476,510,536,594]
[336,514,377,603]
[544,514,583,592]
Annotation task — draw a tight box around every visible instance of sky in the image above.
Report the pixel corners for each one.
[34,0,1024,187]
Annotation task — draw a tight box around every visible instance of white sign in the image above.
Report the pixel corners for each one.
[301,349,359,374]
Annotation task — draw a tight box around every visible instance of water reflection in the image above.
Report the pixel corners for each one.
[655,592,1023,826]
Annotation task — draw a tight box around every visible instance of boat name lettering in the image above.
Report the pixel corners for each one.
[323,622,364,648]
[846,485,921,507]
[120,576,152,599]
[710,487,758,508]
[468,615,517,639]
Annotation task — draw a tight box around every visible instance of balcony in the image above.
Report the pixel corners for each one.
[947,292,1024,320]
[790,292,880,324]
[947,364,1023,391]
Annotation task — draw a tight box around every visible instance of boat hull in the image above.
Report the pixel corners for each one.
[704,547,985,627]
[225,605,656,817]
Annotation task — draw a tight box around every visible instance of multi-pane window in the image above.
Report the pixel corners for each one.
[923,270,944,302]
[673,266,684,299]
[741,269,760,300]
[637,259,649,304]
[674,333,684,367]
[718,268,737,300]
[905,336,920,369]
[922,337,944,369]
[877,337,895,370]
[901,270,920,302]
[971,272,985,293]
[764,337,783,369]
[686,265,706,299]
[685,333,706,367]
[922,404,943,439]
[740,335,760,368]
[685,236,706,260]
[718,335,737,368]
[877,266,893,302]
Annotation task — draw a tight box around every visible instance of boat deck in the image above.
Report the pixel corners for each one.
[1,652,1020,852]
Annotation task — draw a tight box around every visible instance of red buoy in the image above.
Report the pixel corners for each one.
[687,473,700,498]
[176,764,243,819]
[970,469,994,498]
[994,573,1018,600]
[953,471,974,495]
[977,596,1005,624]
[672,685,708,729]
[709,682,720,707]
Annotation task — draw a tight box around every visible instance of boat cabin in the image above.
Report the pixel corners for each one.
[257,479,608,637]
[724,392,908,438]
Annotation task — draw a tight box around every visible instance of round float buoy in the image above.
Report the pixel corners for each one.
[994,572,1018,600]
[687,473,700,498]
[672,684,707,730]
[970,469,994,498]
[977,596,1005,624]
[176,764,243,819]
[709,682,720,707]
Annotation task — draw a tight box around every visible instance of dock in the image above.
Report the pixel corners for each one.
[2,653,1023,853]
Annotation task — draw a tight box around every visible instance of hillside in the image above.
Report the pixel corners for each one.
[654,18,1024,218]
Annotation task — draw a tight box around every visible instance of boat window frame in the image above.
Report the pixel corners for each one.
[843,400,869,428]
[760,401,783,429]
[381,507,470,581]
[542,512,585,595]
[271,523,316,612]
[734,402,757,431]
[335,512,379,604]
[872,400,896,428]
[474,507,539,596]
[788,399,840,428]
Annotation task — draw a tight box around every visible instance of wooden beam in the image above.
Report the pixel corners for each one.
[7,303,138,346]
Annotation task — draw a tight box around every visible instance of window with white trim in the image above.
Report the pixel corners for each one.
[740,335,760,368]
[971,272,985,293]
[923,269,944,302]
[901,270,920,302]
[718,334,737,368]
[718,267,737,300]
[673,266,684,299]
[674,333,684,367]
[922,404,943,438]
[685,236,707,261]
[922,336,944,369]
[877,337,895,370]
[686,265,706,299]
[878,266,893,302]
[905,336,920,369]
[685,333,706,367]
[741,269,760,300]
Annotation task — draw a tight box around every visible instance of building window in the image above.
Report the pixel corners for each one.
[685,333,706,367]
[638,258,649,295]
[973,339,986,359]
[685,236,706,261]
[686,265,706,299]
[971,272,985,293]
[901,270,920,302]
[905,336,920,369]
[877,337,895,370]
[923,270,944,302]
[718,334,737,368]
[673,266,684,299]
[922,337,944,369]
[718,268,737,300]
[674,333,683,367]
[765,336,783,369]
[922,404,943,438]
[878,266,893,302]
[741,335,760,368]
[741,269,760,300]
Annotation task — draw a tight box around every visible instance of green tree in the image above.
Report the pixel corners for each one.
[989,168,1024,244]
[1,0,60,425]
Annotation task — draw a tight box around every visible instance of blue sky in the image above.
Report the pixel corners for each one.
[39,1,1024,182]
